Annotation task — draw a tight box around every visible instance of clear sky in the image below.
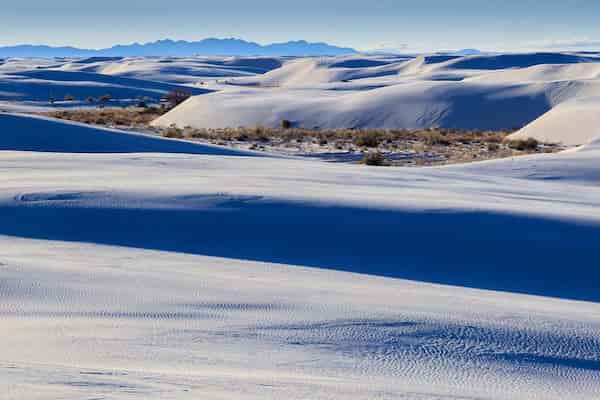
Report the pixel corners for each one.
[2,0,600,52]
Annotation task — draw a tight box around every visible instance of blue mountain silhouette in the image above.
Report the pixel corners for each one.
[0,38,357,57]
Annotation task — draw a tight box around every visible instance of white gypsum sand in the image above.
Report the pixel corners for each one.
[1,112,600,399]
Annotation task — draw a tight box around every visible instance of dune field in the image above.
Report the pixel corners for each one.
[2,52,600,399]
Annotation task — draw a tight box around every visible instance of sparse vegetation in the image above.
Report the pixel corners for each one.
[47,107,165,127]
[423,131,450,146]
[281,119,292,129]
[42,108,562,166]
[63,94,76,102]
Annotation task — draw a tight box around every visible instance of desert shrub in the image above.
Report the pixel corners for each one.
[487,142,500,152]
[354,133,380,148]
[163,125,184,139]
[281,119,292,129]
[361,152,387,166]
[86,96,96,103]
[64,94,76,101]
[507,138,539,151]
[166,89,192,108]
[99,94,112,103]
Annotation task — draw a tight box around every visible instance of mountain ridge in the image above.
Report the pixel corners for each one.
[0,38,357,57]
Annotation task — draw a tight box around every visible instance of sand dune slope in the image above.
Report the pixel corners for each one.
[508,96,600,145]
[153,52,600,142]
[2,114,600,399]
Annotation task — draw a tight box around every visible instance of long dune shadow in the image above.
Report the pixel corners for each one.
[2,198,600,303]
[449,52,598,70]
[14,70,210,95]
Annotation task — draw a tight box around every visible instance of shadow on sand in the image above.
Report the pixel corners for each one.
[0,113,257,156]
[2,197,600,303]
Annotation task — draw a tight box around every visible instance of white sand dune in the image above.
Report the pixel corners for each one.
[57,56,285,85]
[152,81,554,130]
[149,52,600,145]
[508,96,600,145]
[3,53,600,144]
[0,58,214,108]
[2,111,600,399]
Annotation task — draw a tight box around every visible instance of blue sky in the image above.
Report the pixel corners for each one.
[2,0,600,52]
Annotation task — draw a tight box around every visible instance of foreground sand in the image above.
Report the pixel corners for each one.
[1,113,600,399]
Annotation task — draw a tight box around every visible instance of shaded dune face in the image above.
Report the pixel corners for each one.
[446,52,599,70]
[3,195,600,303]
[0,68,210,103]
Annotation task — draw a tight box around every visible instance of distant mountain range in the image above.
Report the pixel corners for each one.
[0,38,357,58]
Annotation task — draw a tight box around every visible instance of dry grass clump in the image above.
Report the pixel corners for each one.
[353,132,382,147]
[163,125,185,139]
[506,137,539,151]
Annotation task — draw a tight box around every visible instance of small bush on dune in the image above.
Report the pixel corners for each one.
[64,94,76,101]
[281,119,292,129]
[507,138,539,151]
[361,152,387,166]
